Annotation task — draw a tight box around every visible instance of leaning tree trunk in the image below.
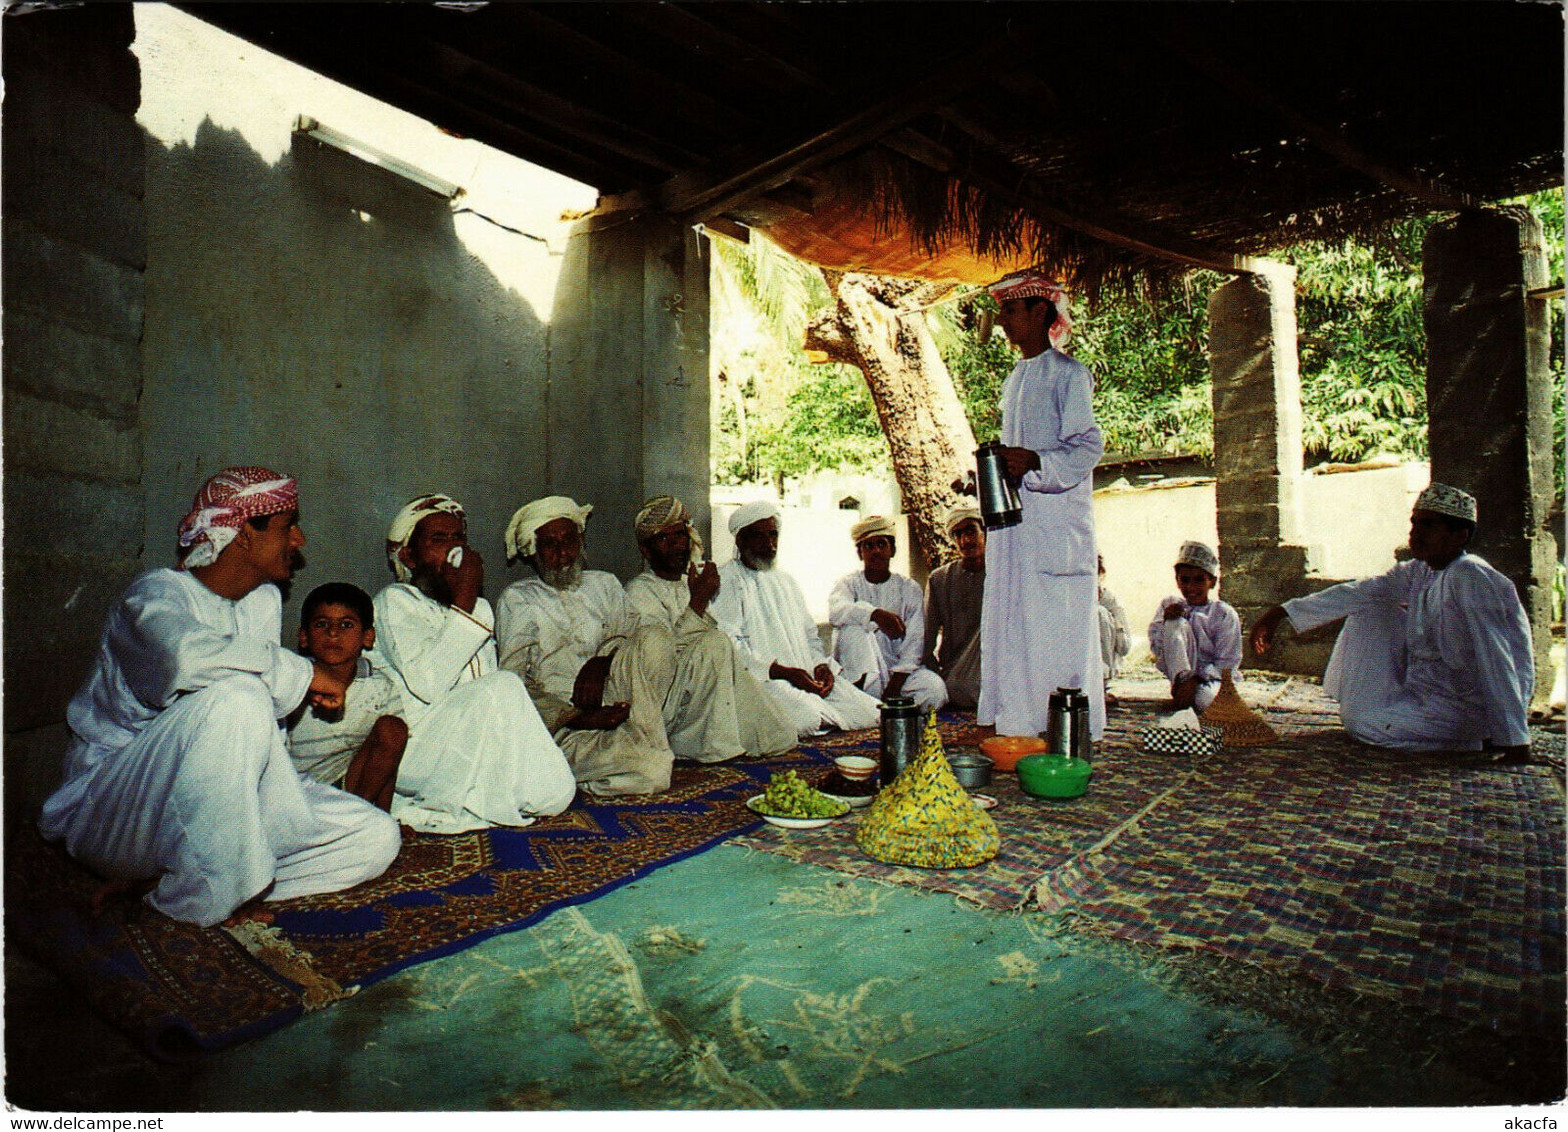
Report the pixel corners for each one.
[802,272,977,566]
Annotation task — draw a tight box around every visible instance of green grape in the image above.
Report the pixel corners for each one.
[760,769,844,818]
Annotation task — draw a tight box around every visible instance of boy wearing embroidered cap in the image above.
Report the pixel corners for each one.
[1251,483,1534,761]
[1147,540,1242,711]
[829,516,948,710]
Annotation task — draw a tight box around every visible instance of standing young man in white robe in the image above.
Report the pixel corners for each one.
[623,494,796,760]
[829,515,948,710]
[38,466,401,927]
[709,502,882,737]
[373,494,576,832]
[1251,483,1534,761]
[978,271,1106,739]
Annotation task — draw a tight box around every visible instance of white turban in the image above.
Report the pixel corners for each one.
[943,505,983,537]
[385,493,466,581]
[727,499,781,537]
[176,466,299,569]
[1175,540,1220,579]
[1415,483,1478,523]
[506,495,592,562]
[635,494,704,560]
[850,515,897,544]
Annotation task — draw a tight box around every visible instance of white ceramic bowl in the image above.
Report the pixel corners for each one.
[834,755,877,782]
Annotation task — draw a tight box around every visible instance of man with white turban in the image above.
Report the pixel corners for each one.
[38,467,401,927]
[373,494,576,831]
[829,515,947,710]
[922,506,987,709]
[1147,540,1242,711]
[495,496,674,796]
[624,495,796,760]
[979,270,1105,739]
[1251,484,1534,760]
[708,502,881,736]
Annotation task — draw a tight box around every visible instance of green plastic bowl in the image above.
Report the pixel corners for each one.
[1016,753,1093,799]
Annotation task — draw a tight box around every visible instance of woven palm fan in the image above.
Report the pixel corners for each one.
[1199,669,1279,747]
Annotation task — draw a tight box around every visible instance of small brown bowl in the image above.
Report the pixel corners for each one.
[834,755,877,782]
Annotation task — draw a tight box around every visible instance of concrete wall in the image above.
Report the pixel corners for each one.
[135,5,602,613]
[3,5,146,829]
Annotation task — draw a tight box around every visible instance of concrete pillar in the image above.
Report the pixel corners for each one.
[550,214,711,578]
[1424,207,1558,702]
[2,5,145,828]
[1207,263,1334,673]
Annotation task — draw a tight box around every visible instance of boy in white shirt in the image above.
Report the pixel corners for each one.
[1147,540,1242,711]
[288,583,408,811]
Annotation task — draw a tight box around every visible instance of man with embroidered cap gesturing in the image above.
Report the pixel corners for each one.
[979,270,1106,740]
[829,515,948,710]
[38,467,401,927]
[1251,483,1534,761]
[624,494,796,761]
[374,493,576,831]
[709,501,881,737]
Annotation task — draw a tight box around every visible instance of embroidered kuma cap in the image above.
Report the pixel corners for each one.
[1414,482,1478,523]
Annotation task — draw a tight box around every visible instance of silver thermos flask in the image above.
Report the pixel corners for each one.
[975,442,1023,530]
[1065,687,1094,763]
[1044,689,1073,755]
[879,696,922,785]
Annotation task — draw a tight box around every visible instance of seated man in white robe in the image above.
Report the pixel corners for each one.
[923,506,986,710]
[373,494,577,832]
[1251,483,1534,761]
[38,466,401,927]
[495,496,678,797]
[624,494,796,760]
[709,501,881,737]
[829,515,948,711]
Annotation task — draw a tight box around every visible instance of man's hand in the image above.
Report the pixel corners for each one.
[1249,605,1289,657]
[770,661,831,697]
[572,654,614,710]
[998,445,1041,482]
[307,663,349,715]
[1163,601,1187,621]
[883,671,909,701]
[869,608,906,639]
[444,546,485,614]
[687,560,720,616]
[568,702,630,731]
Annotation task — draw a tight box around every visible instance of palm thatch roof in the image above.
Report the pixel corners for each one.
[184,2,1562,295]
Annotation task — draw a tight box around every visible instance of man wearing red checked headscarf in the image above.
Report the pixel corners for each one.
[978,270,1107,741]
[38,466,400,927]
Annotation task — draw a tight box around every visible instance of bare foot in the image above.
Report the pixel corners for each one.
[222,897,275,929]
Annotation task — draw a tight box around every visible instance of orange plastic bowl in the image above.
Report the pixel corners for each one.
[979,734,1048,772]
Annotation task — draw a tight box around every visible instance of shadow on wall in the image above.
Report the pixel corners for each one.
[140,117,567,620]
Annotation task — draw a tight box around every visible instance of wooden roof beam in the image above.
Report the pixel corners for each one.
[1171,39,1481,214]
[658,34,1019,221]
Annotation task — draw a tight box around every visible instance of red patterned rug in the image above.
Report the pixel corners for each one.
[6,744,831,1060]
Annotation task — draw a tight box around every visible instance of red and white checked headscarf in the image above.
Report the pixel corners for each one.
[386,493,467,581]
[987,270,1073,348]
[176,466,299,569]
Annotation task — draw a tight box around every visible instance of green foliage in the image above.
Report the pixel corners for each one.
[716,191,1565,496]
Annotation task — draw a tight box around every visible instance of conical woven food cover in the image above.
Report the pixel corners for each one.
[1199,669,1279,746]
[855,713,1000,867]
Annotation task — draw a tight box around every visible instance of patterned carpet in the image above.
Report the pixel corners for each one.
[9,674,1561,1059]
[739,678,1567,1041]
[5,744,831,1059]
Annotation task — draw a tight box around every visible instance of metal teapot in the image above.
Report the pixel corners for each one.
[975,441,1022,530]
